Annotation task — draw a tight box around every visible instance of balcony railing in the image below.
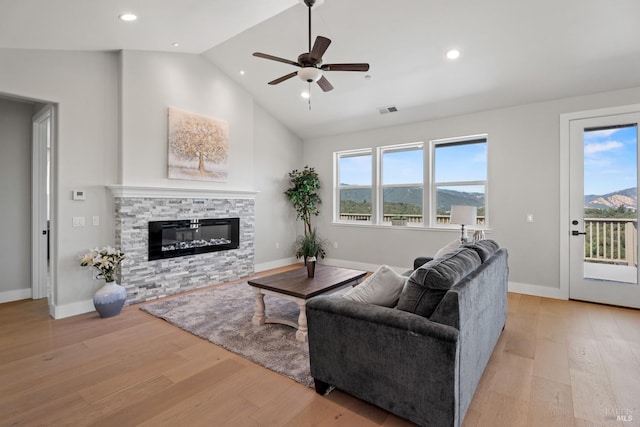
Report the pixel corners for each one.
[338,214,638,267]
[583,218,637,266]
[338,213,486,225]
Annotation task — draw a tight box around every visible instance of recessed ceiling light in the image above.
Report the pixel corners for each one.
[300,91,310,99]
[446,49,461,60]
[364,75,372,80]
[239,70,245,75]
[119,13,138,22]
[172,42,180,47]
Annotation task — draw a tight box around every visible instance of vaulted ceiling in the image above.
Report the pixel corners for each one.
[3,0,640,139]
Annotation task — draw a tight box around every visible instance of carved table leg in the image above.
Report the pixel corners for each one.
[295,301,308,342]
[252,288,266,326]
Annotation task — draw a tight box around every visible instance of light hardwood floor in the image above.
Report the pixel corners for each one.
[1,268,639,426]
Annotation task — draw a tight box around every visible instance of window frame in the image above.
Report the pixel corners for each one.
[430,134,489,228]
[333,134,488,228]
[377,142,425,225]
[334,148,374,224]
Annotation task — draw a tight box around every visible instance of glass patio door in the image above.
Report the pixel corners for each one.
[569,112,640,308]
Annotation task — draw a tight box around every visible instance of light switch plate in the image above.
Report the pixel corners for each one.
[72,216,85,227]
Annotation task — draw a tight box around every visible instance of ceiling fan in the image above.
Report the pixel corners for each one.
[252,0,369,92]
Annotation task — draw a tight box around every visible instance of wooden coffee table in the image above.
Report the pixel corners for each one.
[248,264,367,342]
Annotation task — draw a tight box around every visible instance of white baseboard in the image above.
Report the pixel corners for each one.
[508,281,567,300]
[0,288,32,304]
[255,257,298,272]
[50,299,95,319]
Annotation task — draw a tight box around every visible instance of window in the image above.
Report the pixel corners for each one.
[379,143,424,224]
[334,134,488,227]
[432,136,487,226]
[336,150,372,222]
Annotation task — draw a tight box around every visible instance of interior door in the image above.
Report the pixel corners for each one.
[32,105,52,300]
[569,112,640,308]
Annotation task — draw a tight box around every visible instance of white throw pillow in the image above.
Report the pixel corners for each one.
[342,265,407,307]
[434,239,461,259]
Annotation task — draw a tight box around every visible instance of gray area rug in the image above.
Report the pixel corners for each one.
[140,281,316,387]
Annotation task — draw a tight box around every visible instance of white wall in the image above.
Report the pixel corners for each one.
[304,86,640,295]
[252,103,302,269]
[0,98,33,300]
[120,50,302,270]
[0,48,303,316]
[0,49,119,315]
[120,50,255,190]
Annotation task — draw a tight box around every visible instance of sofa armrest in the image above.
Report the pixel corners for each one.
[306,295,460,427]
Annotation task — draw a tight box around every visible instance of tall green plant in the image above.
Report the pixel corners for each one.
[284,166,321,236]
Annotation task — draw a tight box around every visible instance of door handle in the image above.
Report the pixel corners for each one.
[572,230,586,236]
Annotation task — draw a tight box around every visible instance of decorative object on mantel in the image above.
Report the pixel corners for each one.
[450,205,478,243]
[167,107,229,183]
[80,246,127,318]
[285,166,328,266]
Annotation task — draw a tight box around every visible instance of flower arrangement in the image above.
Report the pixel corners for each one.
[80,246,125,283]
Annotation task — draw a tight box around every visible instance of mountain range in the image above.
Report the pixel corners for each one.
[584,187,637,211]
[341,186,639,212]
[340,187,484,212]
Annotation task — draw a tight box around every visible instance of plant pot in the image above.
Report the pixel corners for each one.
[307,258,316,278]
[93,281,127,318]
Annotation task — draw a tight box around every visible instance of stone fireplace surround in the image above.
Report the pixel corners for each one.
[108,186,256,305]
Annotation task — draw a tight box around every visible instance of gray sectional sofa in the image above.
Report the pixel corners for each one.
[306,240,508,427]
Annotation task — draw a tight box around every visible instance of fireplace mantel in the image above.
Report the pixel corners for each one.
[107,185,258,200]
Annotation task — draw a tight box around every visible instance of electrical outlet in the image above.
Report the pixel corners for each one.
[527,214,534,223]
[92,216,100,226]
[333,241,338,249]
[72,216,85,227]
[275,242,280,249]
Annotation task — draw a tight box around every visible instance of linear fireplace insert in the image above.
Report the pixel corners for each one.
[148,218,240,261]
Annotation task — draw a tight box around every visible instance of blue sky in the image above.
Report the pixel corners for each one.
[339,143,487,186]
[584,125,637,195]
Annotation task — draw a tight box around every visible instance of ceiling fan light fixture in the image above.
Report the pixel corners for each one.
[298,67,322,83]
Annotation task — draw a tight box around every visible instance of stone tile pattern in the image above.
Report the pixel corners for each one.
[114,197,255,305]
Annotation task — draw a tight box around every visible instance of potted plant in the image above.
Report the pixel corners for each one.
[80,246,127,318]
[295,229,327,278]
[285,166,328,276]
[284,166,321,236]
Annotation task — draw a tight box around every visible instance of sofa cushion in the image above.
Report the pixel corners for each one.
[342,265,407,307]
[462,239,499,263]
[397,248,481,318]
[434,239,461,259]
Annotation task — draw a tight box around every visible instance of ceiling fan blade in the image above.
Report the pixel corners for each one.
[253,52,301,67]
[317,75,334,92]
[309,36,331,61]
[268,71,298,85]
[321,63,370,72]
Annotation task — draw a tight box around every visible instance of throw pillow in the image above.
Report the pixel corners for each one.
[434,239,461,259]
[342,265,407,307]
[397,248,481,318]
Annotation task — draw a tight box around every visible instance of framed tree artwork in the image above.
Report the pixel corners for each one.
[167,107,229,182]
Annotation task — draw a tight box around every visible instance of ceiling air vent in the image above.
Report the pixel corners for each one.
[377,105,398,115]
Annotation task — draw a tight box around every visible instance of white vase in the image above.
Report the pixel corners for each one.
[93,281,127,318]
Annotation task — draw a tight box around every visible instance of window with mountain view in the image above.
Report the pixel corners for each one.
[432,136,487,226]
[380,143,423,223]
[334,135,488,227]
[336,150,372,222]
